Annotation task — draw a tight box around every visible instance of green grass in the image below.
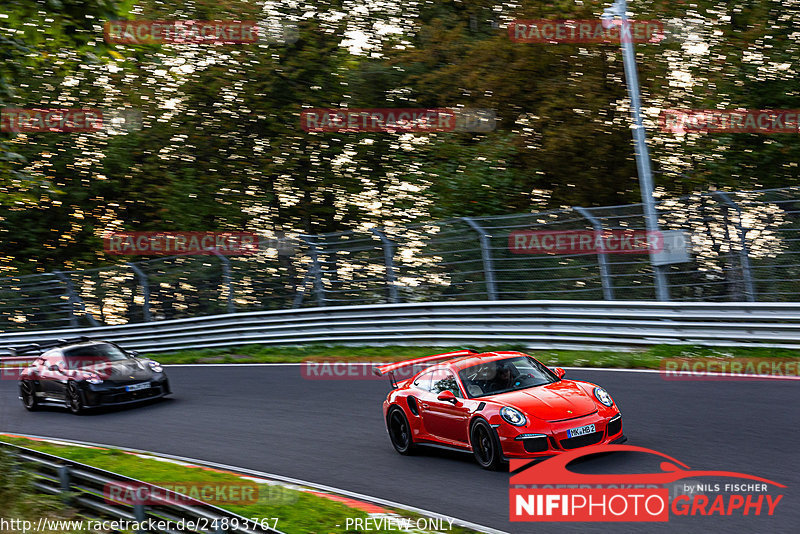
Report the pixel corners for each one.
[146,343,800,369]
[0,446,87,533]
[0,436,479,534]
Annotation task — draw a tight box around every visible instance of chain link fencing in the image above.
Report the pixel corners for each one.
[1,187,798,331]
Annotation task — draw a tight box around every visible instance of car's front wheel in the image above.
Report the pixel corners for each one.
[20,381,38,411]
[66,383,84,415]
[387,406,416,455]
[470,419,504,470]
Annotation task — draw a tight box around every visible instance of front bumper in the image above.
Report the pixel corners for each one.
[497,412,624,459]
[81,377,171,407]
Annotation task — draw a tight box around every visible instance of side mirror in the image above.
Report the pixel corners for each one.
[128,350,140,358]
[48,364,60,372]
[553,367,565,379]
[437,390,458,404]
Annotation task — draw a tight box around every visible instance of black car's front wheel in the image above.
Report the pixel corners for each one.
[387,406,416,455]
[66,383,84,415]
[470,419,504,470]
[20,381,38,411]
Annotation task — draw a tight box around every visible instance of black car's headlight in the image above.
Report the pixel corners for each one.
[500,406,527,426]
[147,360,163,373]
[594,387,614,407]
[86,373,103,385]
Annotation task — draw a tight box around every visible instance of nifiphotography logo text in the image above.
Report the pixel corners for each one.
[510,445,785,522]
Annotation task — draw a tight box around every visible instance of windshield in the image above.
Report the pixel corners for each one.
[457,356,557,398]
[62,344,130,370]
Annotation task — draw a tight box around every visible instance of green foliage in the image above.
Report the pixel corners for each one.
[1,0,799,276]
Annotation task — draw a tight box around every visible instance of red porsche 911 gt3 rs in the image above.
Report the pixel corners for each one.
[375,349,625,470]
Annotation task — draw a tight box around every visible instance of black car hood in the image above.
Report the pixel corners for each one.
[76,359,154,382]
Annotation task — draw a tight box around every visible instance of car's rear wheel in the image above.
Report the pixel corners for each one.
[471,419,504,470]
[387,406,416,455]
[20,381,38,411]
[67,383,84,415]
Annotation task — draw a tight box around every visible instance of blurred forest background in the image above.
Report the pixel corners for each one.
[1,0,798,276]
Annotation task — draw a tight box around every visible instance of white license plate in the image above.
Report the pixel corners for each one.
[567,424,596,438]
[126,382,150,392]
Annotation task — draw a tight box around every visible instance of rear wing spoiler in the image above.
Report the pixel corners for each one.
[8,336,94,357]
[373,350,478,387]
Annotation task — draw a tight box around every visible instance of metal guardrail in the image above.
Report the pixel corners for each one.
[2,187,800,332]
[0,441,282,534]
[2,300,800,355]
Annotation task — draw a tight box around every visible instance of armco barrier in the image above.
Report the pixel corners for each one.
[0,441,282,534]
[1,301,800,355]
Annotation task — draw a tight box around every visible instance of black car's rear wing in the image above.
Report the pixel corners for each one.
[8,336,94,357]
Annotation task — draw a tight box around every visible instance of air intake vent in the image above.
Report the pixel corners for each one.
[407,396,419,416]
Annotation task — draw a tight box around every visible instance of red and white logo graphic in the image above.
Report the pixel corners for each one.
[300,108,496,133]
[104,20,258,44]
[103,232,260,255]
[661,358,800,381]
[510,445,785,522]
[509,230,662,255]
[660,109,800,134]
[509,20,664,44]
[1,108,104,133]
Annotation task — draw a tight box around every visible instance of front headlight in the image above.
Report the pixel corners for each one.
[86,374,103,385]
[500,406,527,426]
[594,387,614,407]
[147,360,163,373]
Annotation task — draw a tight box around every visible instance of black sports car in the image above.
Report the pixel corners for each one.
[16,337,171,414]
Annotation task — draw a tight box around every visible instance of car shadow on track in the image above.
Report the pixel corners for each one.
[26,397,175,417]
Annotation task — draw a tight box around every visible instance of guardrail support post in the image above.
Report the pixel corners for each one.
[714,192,756,302]
[126,262,152,321]
[462,217,498,300]
[53,271,100,327]
[574,207,615,301]
[58,465,72,504]
[133,503,147,534]
[370,228,399,303]
[300,236,325,307]
[207,249,235,314]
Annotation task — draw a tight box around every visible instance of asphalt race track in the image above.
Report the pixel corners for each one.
[1,365,797,534]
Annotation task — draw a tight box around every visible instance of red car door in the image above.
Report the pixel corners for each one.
[420,368,471,446]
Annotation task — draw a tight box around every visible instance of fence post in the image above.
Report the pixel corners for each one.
[574,207,615,301]
[207,249,235,314]
[300,236,325,307]
[370,228,399,303]
[126,262,151,321]
[461,217,498,300]
[53,271,100,327]
[292,268,313,308]
[714,192,756,302]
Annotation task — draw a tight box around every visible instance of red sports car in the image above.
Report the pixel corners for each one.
[375,350,625,470]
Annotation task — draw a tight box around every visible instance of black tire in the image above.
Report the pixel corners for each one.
[20,381,38,411]
[387,406,416,455]
[66,382,84,415]
[470,419,504,470]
